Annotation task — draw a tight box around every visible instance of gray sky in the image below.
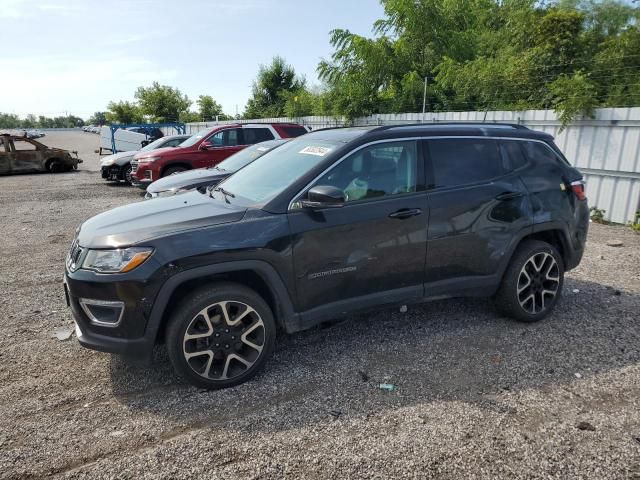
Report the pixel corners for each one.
[0,0,384,118]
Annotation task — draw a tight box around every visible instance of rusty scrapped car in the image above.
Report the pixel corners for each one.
[0,134,82,174]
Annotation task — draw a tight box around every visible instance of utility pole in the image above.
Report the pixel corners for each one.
[422,77,428,122]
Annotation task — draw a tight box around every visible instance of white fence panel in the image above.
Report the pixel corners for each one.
[185,107,640,223]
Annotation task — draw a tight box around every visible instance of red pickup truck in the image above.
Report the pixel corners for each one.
[131,123,307,187]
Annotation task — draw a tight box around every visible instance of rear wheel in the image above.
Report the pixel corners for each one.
[166,282,276,389]
[163,166,187,177]
[495,240,564,322]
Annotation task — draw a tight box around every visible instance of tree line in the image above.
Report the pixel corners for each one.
[3,0,638,128]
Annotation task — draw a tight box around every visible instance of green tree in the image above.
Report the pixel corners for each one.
[318,0,640,125]
[134,82,191,122]
[196,95,227,121]
[88,112,108,126]
[244,56,305,118]
[106,101,143,124]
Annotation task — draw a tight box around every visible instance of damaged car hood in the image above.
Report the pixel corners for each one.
[147,168,229,194]
[78,191,246,248]
[100,151,135,166]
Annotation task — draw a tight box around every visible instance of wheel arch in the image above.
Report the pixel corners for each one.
[45,157,61,171]
[160,162,192,177]
[148,261,298,346]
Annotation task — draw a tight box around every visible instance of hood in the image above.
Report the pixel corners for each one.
[147,168,230,194]
[134,146,180,160]
[100,151,135,166]
[78,190,246,248]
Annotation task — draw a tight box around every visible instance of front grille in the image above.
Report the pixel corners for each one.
[66,239,84,272]
[131,160,138,173]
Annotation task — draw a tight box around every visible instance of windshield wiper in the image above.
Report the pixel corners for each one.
[212,186,235,203]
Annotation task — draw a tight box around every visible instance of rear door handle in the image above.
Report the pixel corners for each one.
[389,208,422,219]
[495,191,524,201]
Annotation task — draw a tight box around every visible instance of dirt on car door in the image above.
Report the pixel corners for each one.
[0,137,11,174]
[8,138,45,172]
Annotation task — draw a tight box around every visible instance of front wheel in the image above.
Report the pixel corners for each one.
[123,163,133,184]
[495,240,564,322]
[162,166,187,177]
[166,282,276,389]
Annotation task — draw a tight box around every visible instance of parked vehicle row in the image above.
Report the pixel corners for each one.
[130,123,307,188]
[145,138,289,198]
[65,123,589,390]
[101,134,190,183]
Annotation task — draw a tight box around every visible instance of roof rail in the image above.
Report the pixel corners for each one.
[380,122,529,130]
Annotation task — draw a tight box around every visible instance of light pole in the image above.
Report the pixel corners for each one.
[422,76,428,122]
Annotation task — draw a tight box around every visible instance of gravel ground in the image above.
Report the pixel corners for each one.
[0,131,639,479]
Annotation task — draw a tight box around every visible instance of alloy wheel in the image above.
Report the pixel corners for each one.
[517,252,560,314]
[182,301,265,381]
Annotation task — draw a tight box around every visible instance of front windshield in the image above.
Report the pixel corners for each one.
[215,140,286,172]
[178,130,208,148]
[215,137,342,204]
[140,136,173,152]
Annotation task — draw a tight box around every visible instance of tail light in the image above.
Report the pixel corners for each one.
[571,180,586,201]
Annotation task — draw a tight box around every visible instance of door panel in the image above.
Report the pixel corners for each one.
[424,138,532,285]
[9,139,42,172]
[0,139,10,174]
[288,139,428,313]
[194,128,245,168]
[288,194,428,312]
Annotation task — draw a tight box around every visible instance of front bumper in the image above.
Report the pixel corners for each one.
[101,164,124,181]
[64,265,163,362]
[131,160,155,189]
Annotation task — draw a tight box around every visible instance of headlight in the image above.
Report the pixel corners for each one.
[82,247,154,273]
[137,156,159,163]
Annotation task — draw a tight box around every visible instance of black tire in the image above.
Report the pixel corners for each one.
[166,282,276,389]
[162,166,187,177]
[494,240,564,322]
[123,163,133,184]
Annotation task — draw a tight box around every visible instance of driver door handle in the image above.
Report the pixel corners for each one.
[389,208,422,219]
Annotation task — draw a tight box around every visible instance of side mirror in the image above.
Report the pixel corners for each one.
[301,185,345,209]
[199,142,212,151]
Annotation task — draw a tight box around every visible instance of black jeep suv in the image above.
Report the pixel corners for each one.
[64,124,589,389]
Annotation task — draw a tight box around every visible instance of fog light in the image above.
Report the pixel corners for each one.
[144,170,153,180]
[79,299,124,327]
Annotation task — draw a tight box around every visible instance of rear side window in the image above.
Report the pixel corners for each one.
[521,141,567,166]
[426,139,502,189]
[500,140,528,171]
[244,128,275,144]
[278,126,307,138]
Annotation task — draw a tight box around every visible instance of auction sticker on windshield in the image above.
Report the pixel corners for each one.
[299,146,332,156]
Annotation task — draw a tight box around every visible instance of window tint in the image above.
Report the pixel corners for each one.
[521,141,565,166]
[314,141,418,202]
[209,128,241,147]
[279,126,307,137]
[427,139,501,188]
[163,138,184,147]
[243,128,275,144]
[500,140,528,171]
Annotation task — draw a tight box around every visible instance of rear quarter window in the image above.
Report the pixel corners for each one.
[521,141,569,167]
